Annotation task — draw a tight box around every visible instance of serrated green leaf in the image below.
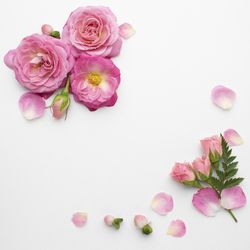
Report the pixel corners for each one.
[224,178,244,189]
[208,177,223,192]
[226,156,237,164]
[225,169,238,179]
[216,169,225,181]
[226,162,238,172]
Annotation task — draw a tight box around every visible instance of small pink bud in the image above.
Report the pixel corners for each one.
[104,215,114,226]
[41,24,54,35]
[51,95,70,119]
[71,212,88,227]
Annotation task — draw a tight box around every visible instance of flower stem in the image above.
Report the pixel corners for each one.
[226,209,238,223]
[62,76,70,94]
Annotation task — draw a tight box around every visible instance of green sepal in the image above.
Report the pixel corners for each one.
[50,31,61,39]
[142,224,153,235]
[183,180,203,188]
[112,218,123,230]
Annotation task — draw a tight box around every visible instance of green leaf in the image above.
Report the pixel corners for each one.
[215,169,225,181]
[225,169,238,179]
[208,177,223,192]
[224,178,244,189]
[226,162,238,172]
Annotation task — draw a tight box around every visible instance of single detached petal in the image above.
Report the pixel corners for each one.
[134,215,148,229]
[104,215,114,226]
[192,188,220,216]
[18,92,45,120]
[221,186,246,210]
[71,212,88,227]
[167,220,186,237]
[151,192,173,215]
[119,23,136,39]
[224,129,243,146]
[211,85,236,110]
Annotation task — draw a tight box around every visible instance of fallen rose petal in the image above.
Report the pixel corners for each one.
[134,215,149,229]
[192,188,220,216]
[224,129,243,146]
[221,186,246,210]
[18,92,45,120]
[167,220,186,237]
[104,215,114,226]
[151,192,173,215]
[119,23,136,39]
[72,212,88,227]
[211,85,236,110]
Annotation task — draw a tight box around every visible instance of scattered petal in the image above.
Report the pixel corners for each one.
[211,85,236,110]
[119,23,136,39]
[72,212,88,227]
[134,215,149,229]
[224,129,243,146]
[104,215,114,226]
[151,192,173,215]
[167,220,186,237]
[192,188,220,216]
[18,92,45,120]
[221,186,247,210]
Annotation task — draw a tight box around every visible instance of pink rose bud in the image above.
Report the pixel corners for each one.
[170,162,196,183]
[104,215,123,230]
[134,215,153,235]
[200,135,222,157]
[192,156,211,180]
[41,24,54,35]
[50,77,70,119]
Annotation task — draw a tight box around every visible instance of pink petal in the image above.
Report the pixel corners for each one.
[72,212,88,227]
[211,85,236,110]
[221,186,246,209]
[18,92,45,120]
[104,215,114,226]
[192,188,220,216]
[167,220,186,237]
[151,192,173,215]
[224,129,243,146]
[119,23,136,39]
[134,215,149,229]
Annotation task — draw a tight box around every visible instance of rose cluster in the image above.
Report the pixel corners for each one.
[4,6,135,119]
[170,134,246,222]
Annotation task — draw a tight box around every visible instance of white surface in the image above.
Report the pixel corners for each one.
[0,0,250,249]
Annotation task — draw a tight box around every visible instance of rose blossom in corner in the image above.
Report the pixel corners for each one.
[4,34,74,94]
[62,6,123,58]
[70,55,120,111]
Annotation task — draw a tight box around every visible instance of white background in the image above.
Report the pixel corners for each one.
[0,0,250,249]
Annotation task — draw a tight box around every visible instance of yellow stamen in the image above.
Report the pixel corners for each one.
[87,72,102,86]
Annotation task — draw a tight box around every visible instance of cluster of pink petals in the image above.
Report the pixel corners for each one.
[71,55,120,111]
[200,135,222,156]
[170,162,195,183]
[192,186,246,217]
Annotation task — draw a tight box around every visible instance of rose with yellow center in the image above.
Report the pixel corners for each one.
[71,55,120,111]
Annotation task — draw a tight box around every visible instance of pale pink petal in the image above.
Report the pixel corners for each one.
[104,215,114,226]
[221,186,246,209]
[72,212,88,227]
[119,23,136,39]
[211,85,236,110]
[167,220,186,237]
[192,188,220,216]
[224,129,243,146]
[134,215,148,229]
[18,92,45,120]
[151,192,173,215]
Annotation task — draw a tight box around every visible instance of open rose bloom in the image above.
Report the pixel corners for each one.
[63,6,122,58]
[4,34,74,94]
[71,55,120,111]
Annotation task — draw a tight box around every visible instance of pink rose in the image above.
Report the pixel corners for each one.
[200,135,222,156]
[71,55,120,111]
[170,162,195,183]
[192,156,211,178]
[62,6,122,58]
[4,34,74,94]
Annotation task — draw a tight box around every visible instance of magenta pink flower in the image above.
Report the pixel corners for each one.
[18,92,45,120]
[62,6,122,58]
[221,186,246,210]
[192,188,220,217]
[192,156,211,179]
[4,34,74,94]
[200,135,222,156]
[151,192,173,215]
[170,162,195,183]
[71,55,120,111]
